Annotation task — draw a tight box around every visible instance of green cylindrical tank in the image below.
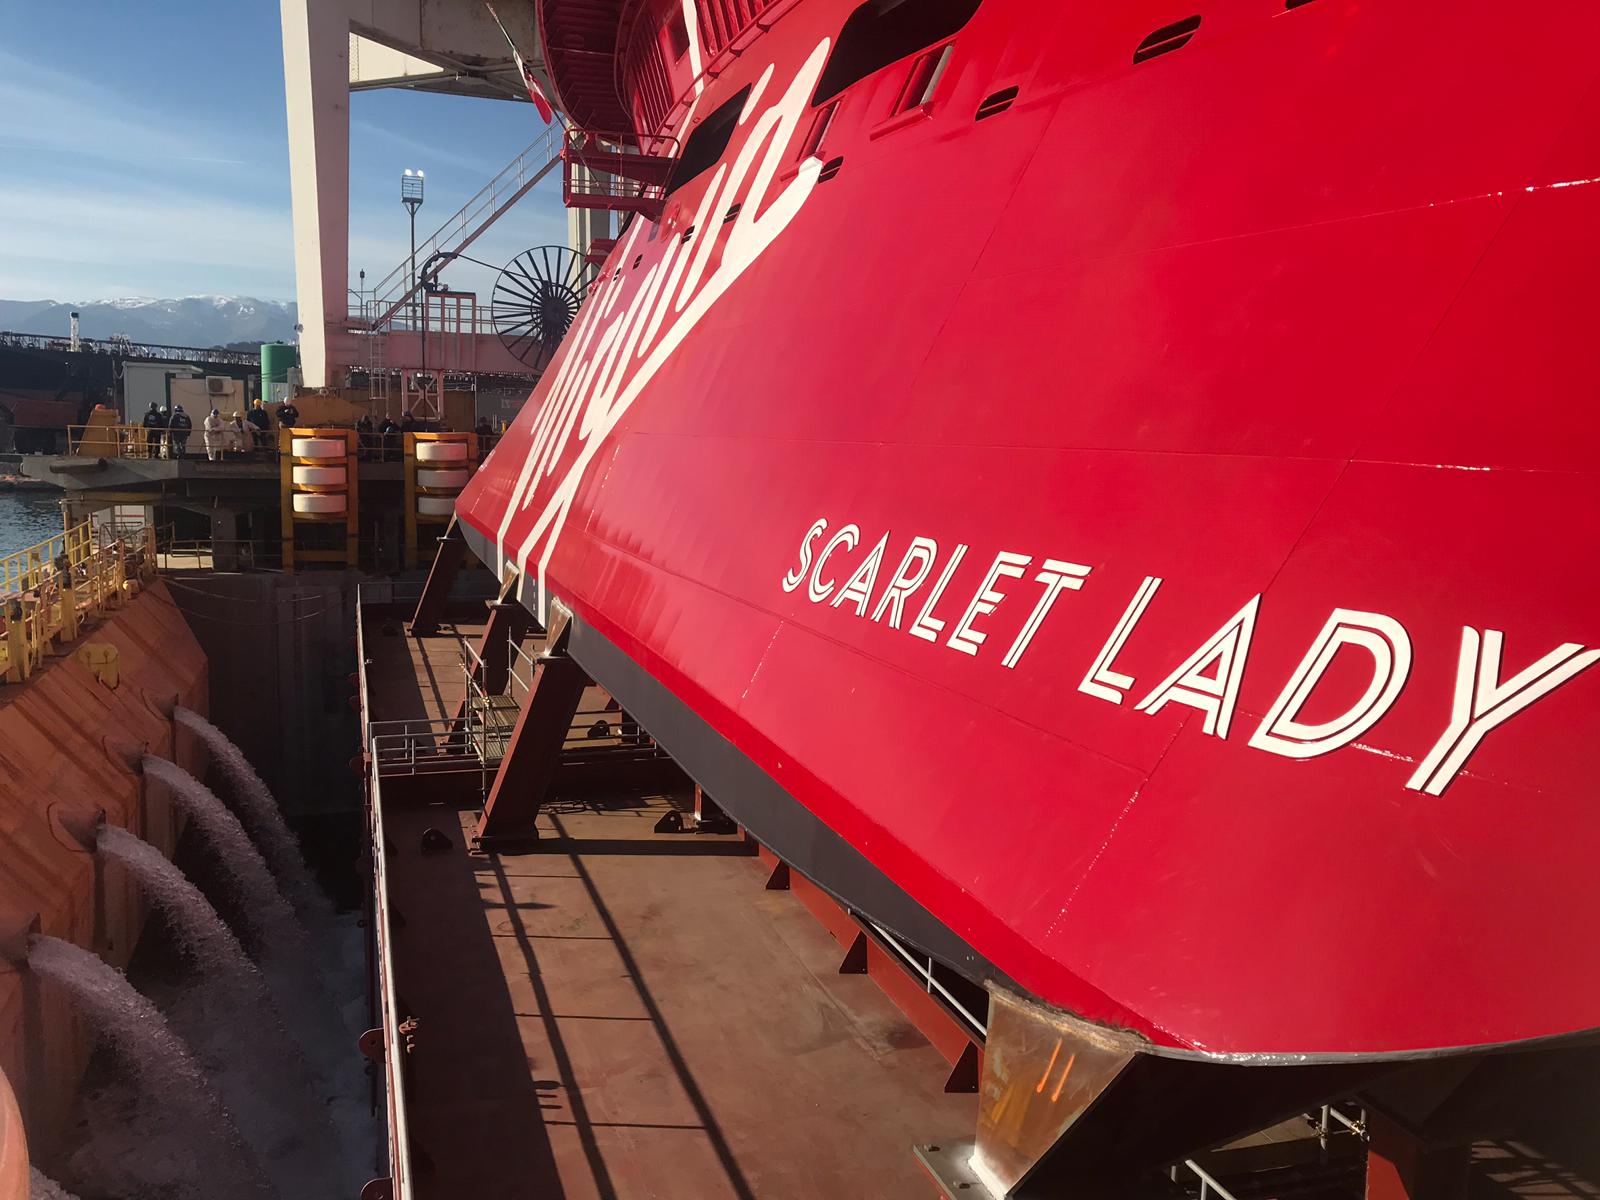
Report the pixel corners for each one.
[260,342,299,399]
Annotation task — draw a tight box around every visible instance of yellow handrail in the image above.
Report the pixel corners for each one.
[66,423,166,459]
[0,521,157,684]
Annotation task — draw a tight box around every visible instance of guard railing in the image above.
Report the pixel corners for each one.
[66,424,271,460]
[154,537,278,572]
[1168,1159,1242,1200]
[367,716,489,782]
[0,329,256,366]
[0,520,156,684]
[65,426,503,464]
[363,126,568,331]
[356,599,418,1200]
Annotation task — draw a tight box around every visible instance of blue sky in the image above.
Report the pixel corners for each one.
[0,0,569,303]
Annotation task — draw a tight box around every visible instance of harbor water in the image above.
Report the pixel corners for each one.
[0,491,60,557]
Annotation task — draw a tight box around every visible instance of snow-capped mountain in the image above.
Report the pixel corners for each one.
[0,296,297,348]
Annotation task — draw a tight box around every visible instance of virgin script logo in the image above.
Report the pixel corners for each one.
[493,39,834,620]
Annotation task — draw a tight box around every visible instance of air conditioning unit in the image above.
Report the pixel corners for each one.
[206,376,230,396]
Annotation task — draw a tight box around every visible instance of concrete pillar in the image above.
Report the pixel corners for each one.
[281,0,352,388]
[282,0,563,383]
[567,166,612,258]
[378,511,402,574]
[60,498,97,529]
[209,509,241,572]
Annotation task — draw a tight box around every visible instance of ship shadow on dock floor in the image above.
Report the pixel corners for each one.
[368,609,973,1199]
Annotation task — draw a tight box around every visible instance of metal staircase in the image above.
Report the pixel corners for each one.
[355,123,682,384]
[363,124,568,333]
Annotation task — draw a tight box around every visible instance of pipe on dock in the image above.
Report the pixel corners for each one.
[101,737,151,774]
[52,808,105,854]
[0,916,40,970]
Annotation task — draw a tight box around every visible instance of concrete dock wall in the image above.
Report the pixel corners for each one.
[163,571,364,820]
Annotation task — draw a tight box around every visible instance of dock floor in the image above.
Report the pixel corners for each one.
[369,616,972,1198]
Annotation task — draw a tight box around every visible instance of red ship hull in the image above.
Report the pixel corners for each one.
[457,0,1600,1061]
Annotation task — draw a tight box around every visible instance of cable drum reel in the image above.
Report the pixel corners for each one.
[417,245,595,374]
[489,246,597,371]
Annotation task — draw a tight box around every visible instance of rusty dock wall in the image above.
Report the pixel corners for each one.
[0,578,208,1158]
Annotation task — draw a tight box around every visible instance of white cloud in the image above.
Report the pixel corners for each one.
[0,45,290,297]
[0,48,273,178]
[0,43,568,303]
[351,118,503,176]
[345,205,569,302]
[0,183,293,299]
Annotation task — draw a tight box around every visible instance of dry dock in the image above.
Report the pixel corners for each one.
[360,602,974,1198]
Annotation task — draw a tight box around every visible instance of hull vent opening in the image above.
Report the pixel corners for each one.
[666,8,691,60]
[818,155,846,183]
[723,203,743,223]
[1285,0,1316,7]
[1133,15,1201,63]
[975,85,1018,120]
[800,101,839,162]
[680,225,696,245]
[894,42,956,113]
[664,85,753,197]
[812,0,984,107]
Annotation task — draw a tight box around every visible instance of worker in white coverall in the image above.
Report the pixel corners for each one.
[227,412,250,459]
[203,408,226,461]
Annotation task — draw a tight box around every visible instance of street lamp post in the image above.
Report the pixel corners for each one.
[401,169,425,328]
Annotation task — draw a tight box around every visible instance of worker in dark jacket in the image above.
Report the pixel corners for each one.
[141,401,166,458]
[167,404,193,458]
[277,399,300,429]
[246,399,272,457]
[378,414,399,461]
